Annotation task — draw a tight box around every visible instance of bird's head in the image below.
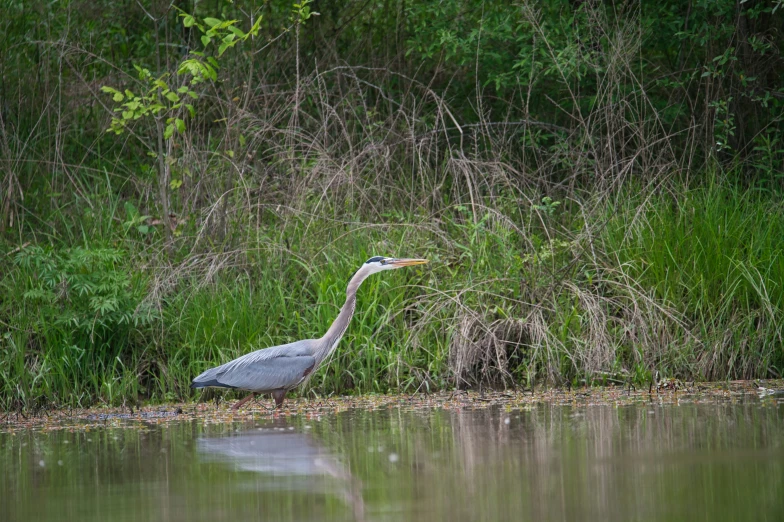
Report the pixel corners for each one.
[361,256,429,275]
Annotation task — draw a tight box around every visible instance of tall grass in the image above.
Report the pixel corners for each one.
[2,178,782,409]
[604,182,784,379]
[1,2,783,409]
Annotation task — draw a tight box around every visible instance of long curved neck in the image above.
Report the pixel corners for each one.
[316,268,369,364]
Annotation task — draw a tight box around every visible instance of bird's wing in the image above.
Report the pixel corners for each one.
[214,340,317,392]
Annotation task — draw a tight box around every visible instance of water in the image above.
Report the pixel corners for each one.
[2,401,783,522]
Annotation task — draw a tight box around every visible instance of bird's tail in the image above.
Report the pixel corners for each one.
[191,378,236,389]
[191,367,235,389]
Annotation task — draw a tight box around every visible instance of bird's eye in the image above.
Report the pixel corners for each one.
[380,259,386,265]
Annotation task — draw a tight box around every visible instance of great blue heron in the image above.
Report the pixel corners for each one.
[191,256,428,410]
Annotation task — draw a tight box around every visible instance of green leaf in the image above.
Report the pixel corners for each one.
[228,26,246,38]
[185,104,196,117]
[177,85,189,93]
[175,118,185,133]
[170,178,183,189]
[124,201,139,219]
[165,91,180,103]
[249,15,263,36]
[112,92,124,102]
[164,123,174,140]
[201,35,211,47]
[204,17,221,27]
[182,15,195,28]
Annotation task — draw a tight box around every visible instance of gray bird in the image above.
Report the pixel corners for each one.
[191,256,428,410]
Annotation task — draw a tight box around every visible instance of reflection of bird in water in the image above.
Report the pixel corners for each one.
[197,428,365,521]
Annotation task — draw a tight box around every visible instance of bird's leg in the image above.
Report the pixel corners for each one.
[232,392,257,411]
[272,390,287,409]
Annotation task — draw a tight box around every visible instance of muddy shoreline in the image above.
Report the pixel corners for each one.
[3,379,783,433]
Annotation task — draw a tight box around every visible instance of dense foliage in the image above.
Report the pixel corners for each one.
[1,0,783,408]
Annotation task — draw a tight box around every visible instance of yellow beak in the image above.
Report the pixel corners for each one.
[388,258,429,267]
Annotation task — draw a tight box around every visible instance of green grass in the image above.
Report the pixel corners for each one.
[2,0,783,413]
[1,175,783,409]
[603,182,784,379]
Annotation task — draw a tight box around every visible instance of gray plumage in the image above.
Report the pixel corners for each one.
[191,256,428,409]
[192,341,317,390]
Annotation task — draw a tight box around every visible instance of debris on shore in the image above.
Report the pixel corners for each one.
[2,379,782,434]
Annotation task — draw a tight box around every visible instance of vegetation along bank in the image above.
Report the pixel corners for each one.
[1,0,783,409]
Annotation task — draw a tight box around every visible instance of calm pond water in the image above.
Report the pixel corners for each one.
[2,401,783,522]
